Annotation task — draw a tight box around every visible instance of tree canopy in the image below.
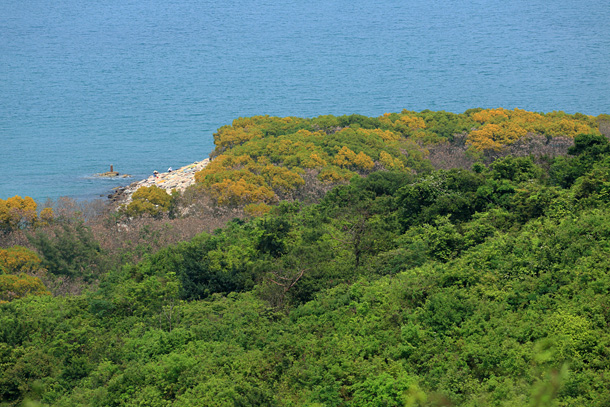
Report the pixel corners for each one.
[1,110,610,406]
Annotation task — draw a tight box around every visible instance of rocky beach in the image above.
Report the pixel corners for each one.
[109,159,210,203]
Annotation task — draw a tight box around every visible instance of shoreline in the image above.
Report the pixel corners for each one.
[109,159,210,204]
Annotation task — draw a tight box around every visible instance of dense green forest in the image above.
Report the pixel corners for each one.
[2,109,610,406]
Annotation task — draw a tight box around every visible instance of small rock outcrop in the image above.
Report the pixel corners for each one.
[96,171,121,177]
[95,165,131,178]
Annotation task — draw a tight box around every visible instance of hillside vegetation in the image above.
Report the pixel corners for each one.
[190,109,600,211]
[1,109,610,406]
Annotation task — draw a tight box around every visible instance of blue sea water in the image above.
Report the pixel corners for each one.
[1,0,609,201]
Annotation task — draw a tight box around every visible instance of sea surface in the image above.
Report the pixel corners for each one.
[1,0,609,201]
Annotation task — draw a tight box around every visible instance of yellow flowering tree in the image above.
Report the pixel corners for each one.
[0,273,50,304]
[0,196,40,232]
[467,108,600,151]
[0,246,43,274]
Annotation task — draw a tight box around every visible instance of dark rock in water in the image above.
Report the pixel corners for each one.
[95,171,132,178]
[96,171,120,177]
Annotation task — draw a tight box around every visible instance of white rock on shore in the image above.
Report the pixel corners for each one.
[117,159,210,204]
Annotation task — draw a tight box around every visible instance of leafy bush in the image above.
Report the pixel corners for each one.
[121,185,174,218]
[0,246,43,274]
[0,273,49,303]
[27,222,107,280]
[0,196,52,233]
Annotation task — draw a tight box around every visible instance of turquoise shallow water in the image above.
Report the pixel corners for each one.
[1,0,609,201]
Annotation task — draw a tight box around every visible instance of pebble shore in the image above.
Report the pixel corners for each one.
[110,159,210,204]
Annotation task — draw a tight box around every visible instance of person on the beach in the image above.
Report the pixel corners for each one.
[168,167,173,172]
[154,170,159,179]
